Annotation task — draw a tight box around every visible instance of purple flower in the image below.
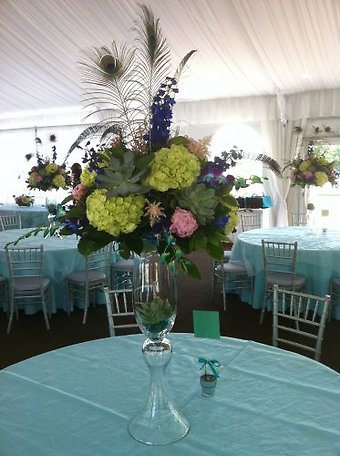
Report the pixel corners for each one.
[214,215,228,228]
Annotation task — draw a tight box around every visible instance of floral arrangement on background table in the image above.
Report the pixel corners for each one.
[26,133,71,192]
[287,141,339,188]
[13,194,34,207]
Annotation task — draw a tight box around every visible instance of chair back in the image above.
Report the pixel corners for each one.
[85,244,112,279]
[111,243,138,291]
[240,210,262,232]
[262,240,298,282]
[103,287,139,337]
[291,212,307,226]
[0,214,22,231]
[272,285,330,361]
[5,245,44,280]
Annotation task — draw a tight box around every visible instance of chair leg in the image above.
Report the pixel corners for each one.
[82,284,89,325]
[329,284,335,322]
[7,292,15,334]
[1,282,9,317]
[222,272,226,311]
[67,281,73,316]
[259,289,269,324]
[41,289,50,330]
[212,261,216,299]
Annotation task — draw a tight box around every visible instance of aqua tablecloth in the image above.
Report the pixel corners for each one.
[0,204,49,228]
[231,226,340,319]
[0,333,339,455]
[0,228,85,313]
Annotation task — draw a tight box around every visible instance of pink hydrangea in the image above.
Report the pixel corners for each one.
[170,207,198,238]
[72,184,88,201]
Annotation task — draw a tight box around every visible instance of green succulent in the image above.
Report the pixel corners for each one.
[177,184,217,224]
[135,296,174,325]
[96,150,152,197]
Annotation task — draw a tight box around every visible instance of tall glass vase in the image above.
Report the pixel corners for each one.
[128,252,190,445]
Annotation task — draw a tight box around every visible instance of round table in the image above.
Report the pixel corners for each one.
[0,333,339,455]
[0,204,49,228]
[231,226,340,319]
[0,228,84,313]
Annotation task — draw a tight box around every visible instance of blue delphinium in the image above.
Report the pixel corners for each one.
[144,77,178,151]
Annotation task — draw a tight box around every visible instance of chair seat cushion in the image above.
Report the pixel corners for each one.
[13,276,50,292]
[267,272,306,288]
[222,261,248,274]
[112,260,135,271]
[67,271,107,284]
[223,250,232,260]
[332,277,340,286]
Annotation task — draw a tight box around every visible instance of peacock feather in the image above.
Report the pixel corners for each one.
[66,5,195,159]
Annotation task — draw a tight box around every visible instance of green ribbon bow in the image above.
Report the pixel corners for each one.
[199,357,220,378]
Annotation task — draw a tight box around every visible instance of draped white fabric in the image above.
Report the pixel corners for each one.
[2,0,340,116]
[2,0,340,222]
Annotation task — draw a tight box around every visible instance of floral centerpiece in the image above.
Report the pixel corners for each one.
[17,5,280,278]
[53,6,243,277]
[13,194,34,207]
[61,134,240,276]
[26,141,71,192]
[288,142,339,188]
[13,5,281,279]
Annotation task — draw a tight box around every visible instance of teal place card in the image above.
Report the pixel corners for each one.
[193,310,220,339]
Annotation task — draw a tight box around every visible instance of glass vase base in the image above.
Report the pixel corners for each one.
[128,408,190,446]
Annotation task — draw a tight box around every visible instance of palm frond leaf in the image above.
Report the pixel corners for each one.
[253,154,282,177]
[65,122,122,161]
[221,148,282,177]
[174,50,197,81]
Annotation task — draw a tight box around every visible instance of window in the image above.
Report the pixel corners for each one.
[307,143,340,229]
[210,124,270,227]
[211,124,265,194]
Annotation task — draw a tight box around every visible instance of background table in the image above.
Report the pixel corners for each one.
[0,204,49,228]
[0,228,85,313]
[0,333,339,455]
[231,226,340,319]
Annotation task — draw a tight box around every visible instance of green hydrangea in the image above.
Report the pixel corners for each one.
[225,209,239,234]
[145,144,201,191]
[299,160,311,172]
[314,171,328,186]
[86,189,146,236]
[45,163,60,174]
[81,166,97,187]
[28,172,39,187]
[52,175,66,188]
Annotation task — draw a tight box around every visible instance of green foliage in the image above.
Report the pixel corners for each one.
[177,184,217,224]
[313,145,340,172]
[135,297,174,324]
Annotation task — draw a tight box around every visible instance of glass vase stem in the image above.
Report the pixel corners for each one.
[128,338,190,445]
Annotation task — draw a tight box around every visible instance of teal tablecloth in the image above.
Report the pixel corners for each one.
[231,226,340,319]
[0,333,339,455]
[0,204,49,228]
[0,229,85,313]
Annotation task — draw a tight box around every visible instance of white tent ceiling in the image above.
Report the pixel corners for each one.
[1,0,340,118]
